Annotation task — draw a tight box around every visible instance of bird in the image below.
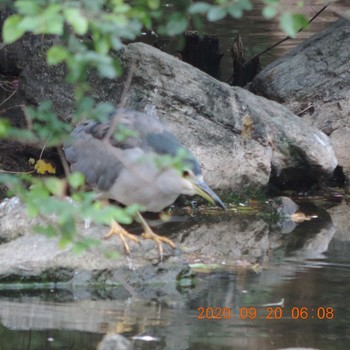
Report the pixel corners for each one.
[64,108,225,259]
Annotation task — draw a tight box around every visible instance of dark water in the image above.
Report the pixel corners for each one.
[143,0,349,81]
[1,2,350,349]
[1,198,350,350]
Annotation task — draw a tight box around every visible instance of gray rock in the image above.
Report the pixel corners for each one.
[250,18,350,179]
[329,127,350,178]
[0,194,337,289]
[270,196,299,234]
[328,200,350,242]
[0,7,57,74]
[270,196,299,217]
[0,196,292,284]
[0,197,39,242]
[117,43,337,189]
[18,41,337,190]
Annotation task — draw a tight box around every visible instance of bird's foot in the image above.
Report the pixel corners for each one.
[141,229,176,261]
[104,220,139,255]
[137,213,175,261]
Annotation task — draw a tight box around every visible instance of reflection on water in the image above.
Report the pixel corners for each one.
[1,199,350,350]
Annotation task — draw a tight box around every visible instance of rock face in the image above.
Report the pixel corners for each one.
[0,196,335,284]
[249,18,350,181]
[16,41,337,190]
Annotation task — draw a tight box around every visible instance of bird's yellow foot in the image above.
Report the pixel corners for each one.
[104,220,139,255]
[137,213,176,260]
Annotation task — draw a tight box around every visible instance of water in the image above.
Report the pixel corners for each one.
[1,198,350,350]
[144,0,349,81]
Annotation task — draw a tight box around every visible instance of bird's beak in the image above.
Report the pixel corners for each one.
[192,179,226,209]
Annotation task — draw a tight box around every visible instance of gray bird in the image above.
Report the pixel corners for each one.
[64,109,225,259]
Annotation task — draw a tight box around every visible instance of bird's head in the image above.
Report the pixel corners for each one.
[180,168,226,209]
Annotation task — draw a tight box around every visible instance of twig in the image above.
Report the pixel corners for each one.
[0,104,25,115]
[21,105,33,130]
[118,62,136,110]
[38,134,52,160]
[103,62,136,142]
[241,4,330,69]
[57,146,71,178]
[0,169,35,174]
[0,89,17,108]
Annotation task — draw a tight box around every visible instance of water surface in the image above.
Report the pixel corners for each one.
[1,199,349,350]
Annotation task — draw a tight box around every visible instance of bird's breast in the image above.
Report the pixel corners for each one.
[104,152,188,212]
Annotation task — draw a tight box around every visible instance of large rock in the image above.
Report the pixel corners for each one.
[249,18,350,180]
[18,41,337,190]
[0,196,335,284]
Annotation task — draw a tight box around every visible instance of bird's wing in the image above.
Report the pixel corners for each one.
[64,121,124,191]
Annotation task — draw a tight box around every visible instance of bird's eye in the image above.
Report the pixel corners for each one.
[182,170,191,178]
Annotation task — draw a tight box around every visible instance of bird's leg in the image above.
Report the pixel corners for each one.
[137,212,176,260]
[104,220,139,255]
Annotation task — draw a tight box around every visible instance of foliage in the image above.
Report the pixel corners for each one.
[0,172,143,254]
[0,0,314,251]
[2,0,310,83]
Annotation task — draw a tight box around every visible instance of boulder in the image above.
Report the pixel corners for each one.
[0,7,56,74]
[18,41,337,191]
[0,196,334,284]
[249,18,350,181]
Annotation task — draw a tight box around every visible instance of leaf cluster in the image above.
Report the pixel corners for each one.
[0,0,312,254]
[1,172,143,253]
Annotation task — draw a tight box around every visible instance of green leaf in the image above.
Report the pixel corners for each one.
[64,8,89,35]
[44,178,66,197]
[124,204,144,216]
[112,207,133,224]
[111,36,123,50]
[239,0,253,11]
[262,5,277,19]
[228,5,243,18]
[19,13,64,35]
[27,202,40,218]
[68,172,85,189]
[291,13,309,31]
[280,12,308,37]
[263,0,279,4]
[72,238,100,254]
[2,15,26,43]
[44,16,64,35]
[97,61,118,78]
[165,13,188,36]
[188,2,212,14]
[94,37,110,54]
[280,12,295,37]
[34,224,58,238]
[104,250,120,259]
[192,14,204,31]
[39,4,64,35]
[47,45,69,65]
[15,1,41,15]
[18,16,40,31]
[147,0,160,10]
[0,119,10,138]
[112,58,122,76]
[207,6,227,21]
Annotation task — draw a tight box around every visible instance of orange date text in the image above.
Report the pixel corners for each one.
[197,306,335,320]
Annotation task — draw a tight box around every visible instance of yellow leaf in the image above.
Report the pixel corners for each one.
[34,159,56,175]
